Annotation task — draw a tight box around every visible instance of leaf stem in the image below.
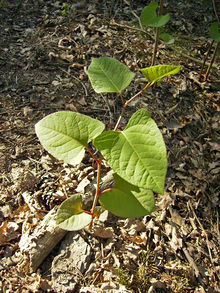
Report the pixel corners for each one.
[119,92,124,105]
[86,146,100,165]
[125,82,151,106]
[91,159,102,214]
[100,188,113,194]
[114,82,151,131]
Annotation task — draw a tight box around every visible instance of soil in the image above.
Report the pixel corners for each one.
[0,0,219,292]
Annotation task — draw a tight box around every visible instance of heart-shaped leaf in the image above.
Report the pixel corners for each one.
[100,173,155,218]
[94,109,167,194]
[35,111,105,165]
[141,64,181,84]
[88,57,135,93]
[210,22,220,42]
[141,2,170,28]
[56,194,92,231]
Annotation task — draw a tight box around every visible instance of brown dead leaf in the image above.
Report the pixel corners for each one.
[0,221,20,246]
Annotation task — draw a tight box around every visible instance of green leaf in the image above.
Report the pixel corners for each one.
[141,64,181,84]
[100,173,155,218]
[210,22,220,42]
[160,33,175,45]
[35,111,105,165]
[88,57,135,93]
[56,194,92,231]
[94,109,167,194]
[141,2,170,28]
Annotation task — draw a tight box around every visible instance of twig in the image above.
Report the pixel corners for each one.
[212,0,219,23]
[171,46,218,69]
[123,0,144,31]
[109,21,154,41]
[182,246,206,292]
[188,201,220,281]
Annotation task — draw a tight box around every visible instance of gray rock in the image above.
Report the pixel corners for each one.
[52,232,92,293]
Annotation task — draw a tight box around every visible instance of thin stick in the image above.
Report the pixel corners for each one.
[198,40,214,81]
[109,21,154,41]
[204,41,219,81]
[123,0,144,31]
[212,0,219,23]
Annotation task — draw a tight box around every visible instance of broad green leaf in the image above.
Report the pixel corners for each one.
[141,2,170,28]
[94,109,167,194]
[141,2,157,26]
[100,173,155,218]
[160,33,175,45]
[56,194,92,231]
[210,22,220,42]
[88,57,135,93]
[35,111,105,165]
[141,64,181,84]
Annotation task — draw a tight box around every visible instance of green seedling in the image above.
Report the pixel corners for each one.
[61,3,69,16]
[35,57,180,231]
[141,1,173,65]
[199,21,220,82]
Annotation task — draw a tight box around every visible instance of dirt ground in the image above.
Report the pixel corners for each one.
[0,0,219,292]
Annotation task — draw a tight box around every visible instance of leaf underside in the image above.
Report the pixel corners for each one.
[94,109,167,194]
[100,173,155,218]
[141,64,181,84]
[35,111,105,165]
[88,57,135,93]
[56,194,92,231]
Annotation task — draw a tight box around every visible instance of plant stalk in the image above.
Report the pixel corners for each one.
[86,146,101,165]
[198,40,214,81]
[91,159,102,214]
[203,41,219,82]
[151,0,164,66]
[114,82,151,131]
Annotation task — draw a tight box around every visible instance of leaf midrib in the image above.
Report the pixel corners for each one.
[122,130,160,191]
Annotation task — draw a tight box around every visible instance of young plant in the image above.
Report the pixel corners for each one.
[35,57,180,231]
[61,3,69,17]
[141,1,173,65]
[199,21,220,82]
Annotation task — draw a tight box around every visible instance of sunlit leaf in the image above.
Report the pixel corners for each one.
[35,111,105,165]
[141,64,181,84]
[56,194,92,231]
[100,173,155,218]
[94,109,167,194]
[88,57,135,93]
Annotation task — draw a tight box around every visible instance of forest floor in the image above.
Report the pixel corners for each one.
[0,0,219,292]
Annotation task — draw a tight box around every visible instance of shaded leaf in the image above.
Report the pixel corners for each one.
[141,2,170,28]
[35,111,105,165]
[100,173,155,218]
[210,22,220,42]
[94,109,167,194]
[56,194,92,231]
[88,57,135,93]
[141,64,181,84]
[160,33,175,45]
